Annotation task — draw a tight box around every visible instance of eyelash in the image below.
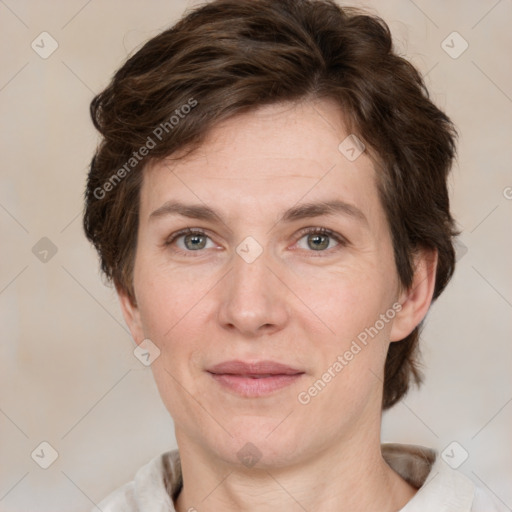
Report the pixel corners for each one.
[164,227,348,257]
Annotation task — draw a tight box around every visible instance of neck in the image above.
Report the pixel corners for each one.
[174,431,416,512]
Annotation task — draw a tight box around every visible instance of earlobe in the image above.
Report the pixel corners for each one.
[389,249,438,342]
[117,285,145,343]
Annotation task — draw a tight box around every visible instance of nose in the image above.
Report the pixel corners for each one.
[217,247,289,337]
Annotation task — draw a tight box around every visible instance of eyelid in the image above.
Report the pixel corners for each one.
[164,227,209,244]
[164,226,348,255]
[292,226,348,253]
[163,227,219,254]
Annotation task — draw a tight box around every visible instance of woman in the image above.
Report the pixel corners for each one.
[83,0,505,510]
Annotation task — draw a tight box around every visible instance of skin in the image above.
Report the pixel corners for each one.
[119,99,437,512]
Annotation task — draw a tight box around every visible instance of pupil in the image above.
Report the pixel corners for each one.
[183,233,331,251]
[185,234,206,250]
[309,234,329,250]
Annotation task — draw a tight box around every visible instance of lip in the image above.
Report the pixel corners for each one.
[207,360,305,397]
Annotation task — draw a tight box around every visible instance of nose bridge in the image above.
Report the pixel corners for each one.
[217,240,288,335]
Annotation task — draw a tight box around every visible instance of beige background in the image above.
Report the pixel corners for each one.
[0,0,511,510]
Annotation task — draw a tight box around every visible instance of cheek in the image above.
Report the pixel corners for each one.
[134,256,217,340]
[134,269,210,420]
[289,263,398,414]
[293,270,394,414]
[289,261,396,345]
[135,251,398,360]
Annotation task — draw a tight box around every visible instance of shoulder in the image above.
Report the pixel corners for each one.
[383,444,508,512]
[95,481,137,512]
[472,485,509,512]
[93,451,180,512]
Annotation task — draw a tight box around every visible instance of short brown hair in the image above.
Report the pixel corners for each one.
[84,0,458,409]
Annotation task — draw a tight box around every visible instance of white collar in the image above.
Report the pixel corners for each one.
[100,444,485,511]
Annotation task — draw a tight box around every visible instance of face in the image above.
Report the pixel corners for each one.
[120,100,428,469]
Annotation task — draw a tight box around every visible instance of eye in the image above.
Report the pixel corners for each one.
[295,227,345,252]
[165,227,346,255]
[166,229,216,252]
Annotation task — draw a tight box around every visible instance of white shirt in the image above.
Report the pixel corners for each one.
[95,444,507,511]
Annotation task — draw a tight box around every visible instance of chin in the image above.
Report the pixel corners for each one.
[202,415,307,470]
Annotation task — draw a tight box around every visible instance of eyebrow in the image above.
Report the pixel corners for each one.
[149,199,368,226]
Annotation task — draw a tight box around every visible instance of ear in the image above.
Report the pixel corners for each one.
[117,285,145,344]
[390,248,438,342]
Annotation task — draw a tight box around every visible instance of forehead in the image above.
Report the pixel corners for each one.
[140,100,380,222]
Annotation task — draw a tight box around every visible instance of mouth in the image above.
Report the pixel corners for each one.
[206,360,305,397]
